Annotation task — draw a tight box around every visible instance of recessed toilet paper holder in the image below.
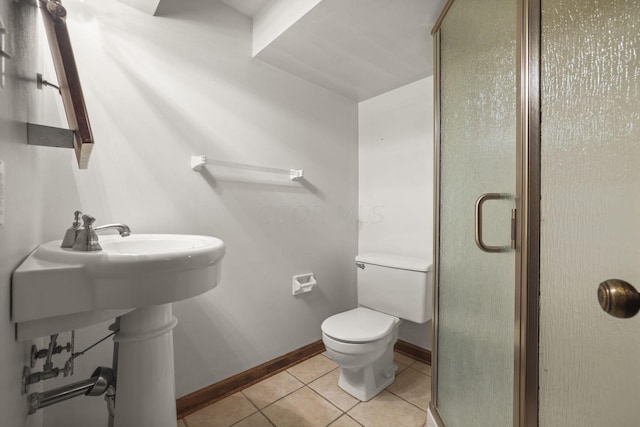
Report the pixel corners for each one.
[292,273,316,296]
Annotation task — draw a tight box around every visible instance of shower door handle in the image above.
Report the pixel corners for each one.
[474,193,511,253]
[598,279,640,318]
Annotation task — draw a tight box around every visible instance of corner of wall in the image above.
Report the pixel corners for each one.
[357,77,434,350]
[252,0,322,56]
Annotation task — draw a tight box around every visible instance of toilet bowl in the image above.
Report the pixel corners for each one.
[321,307,401,401]
[321,254,431,401]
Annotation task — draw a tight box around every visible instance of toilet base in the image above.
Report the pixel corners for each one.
[336,340,398,401]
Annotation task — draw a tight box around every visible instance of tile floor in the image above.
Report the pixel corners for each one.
[179,351,432,427]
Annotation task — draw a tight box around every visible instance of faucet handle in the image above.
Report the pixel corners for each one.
[81,214,96,228]
[72,210,82,226]
[61,210,84,248]
[72,215,102,251]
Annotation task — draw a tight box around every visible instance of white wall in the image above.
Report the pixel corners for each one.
[0,2,39,425]
[358,77,433,349]
[0,0,79,426]
[39,0,358,426]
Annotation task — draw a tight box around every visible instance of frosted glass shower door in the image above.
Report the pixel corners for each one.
[434,0,517,426]
[539,1,640,425]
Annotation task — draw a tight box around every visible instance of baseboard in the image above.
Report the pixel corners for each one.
[427,405,443,427]
[176,339,431,419]
[394,340,432,365]
[176,340,325,419]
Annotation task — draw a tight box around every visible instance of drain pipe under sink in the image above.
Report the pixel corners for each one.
[28,367,114,415]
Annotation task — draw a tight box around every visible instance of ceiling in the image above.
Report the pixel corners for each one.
[219,0,270,18]
[222,0,446,101]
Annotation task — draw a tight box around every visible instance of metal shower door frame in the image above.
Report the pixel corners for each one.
[429,0,541,426]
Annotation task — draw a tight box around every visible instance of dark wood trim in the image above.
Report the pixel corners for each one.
[394,340,431,365]
[40,0,94,169]
[176,340,325,419]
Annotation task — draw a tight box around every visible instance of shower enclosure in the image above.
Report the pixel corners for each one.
[432,0,520,425]
[431,0,640,426]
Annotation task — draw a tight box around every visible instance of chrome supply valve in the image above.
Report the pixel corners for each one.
[23,333,75,394]
[30,341,72,368]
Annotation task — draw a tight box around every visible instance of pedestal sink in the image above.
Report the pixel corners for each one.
[12,234,225,427]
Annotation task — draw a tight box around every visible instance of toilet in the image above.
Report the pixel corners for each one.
[321,254,431,401]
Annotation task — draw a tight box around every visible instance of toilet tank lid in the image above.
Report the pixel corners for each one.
[355,254,432,272]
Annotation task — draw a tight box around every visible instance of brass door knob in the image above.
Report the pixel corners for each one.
[597,279,640,318]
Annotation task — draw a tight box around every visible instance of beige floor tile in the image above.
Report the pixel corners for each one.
[185,393,258,427]
[243,371,304,409]
[393,351,416,367]
[287,354,338,384]
[262,386,342,427]
[347,390,426,427]
[328,415,362,427]
[386,368,431,410]
[308,369,360,412]
[395,361,409,375]
[410,361,432,376]
[178,420,187,427]
[231,412,273,427]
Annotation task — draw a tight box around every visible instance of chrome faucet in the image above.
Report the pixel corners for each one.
[94,224,131,237]
[71,214,131,252]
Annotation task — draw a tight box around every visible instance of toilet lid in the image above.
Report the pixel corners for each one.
[321,307,398,343]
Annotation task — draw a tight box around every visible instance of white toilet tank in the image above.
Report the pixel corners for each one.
[356,254,432,323]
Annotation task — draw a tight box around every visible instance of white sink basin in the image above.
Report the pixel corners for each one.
[12,234,225,340]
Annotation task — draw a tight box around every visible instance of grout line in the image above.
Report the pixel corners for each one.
[384,363,431,414]
[344,413,365,427]
[177,341,326,419]
[240,389,262,411]
[304,384,350,419]
[259,408,277,427]
[263,413,277,427]
[406,365,429,376]
[284,368,307,384]
[307,370,361,414]
[409,359,433,375]
[384,386,429,414]
[258,381,311,414]
[196,352,425,427]
[229,409,268,427]
[286,363,337,385]
[308,366,340,386]
[242,371,306,410]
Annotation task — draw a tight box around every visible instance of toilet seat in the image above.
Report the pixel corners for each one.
[321,307,399,343]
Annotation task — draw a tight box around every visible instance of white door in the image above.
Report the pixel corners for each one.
[539,0,640,425]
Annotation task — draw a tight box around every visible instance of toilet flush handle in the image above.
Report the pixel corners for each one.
[356,262,365,269]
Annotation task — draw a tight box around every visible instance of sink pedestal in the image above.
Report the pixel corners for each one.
[113,304,178,427]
